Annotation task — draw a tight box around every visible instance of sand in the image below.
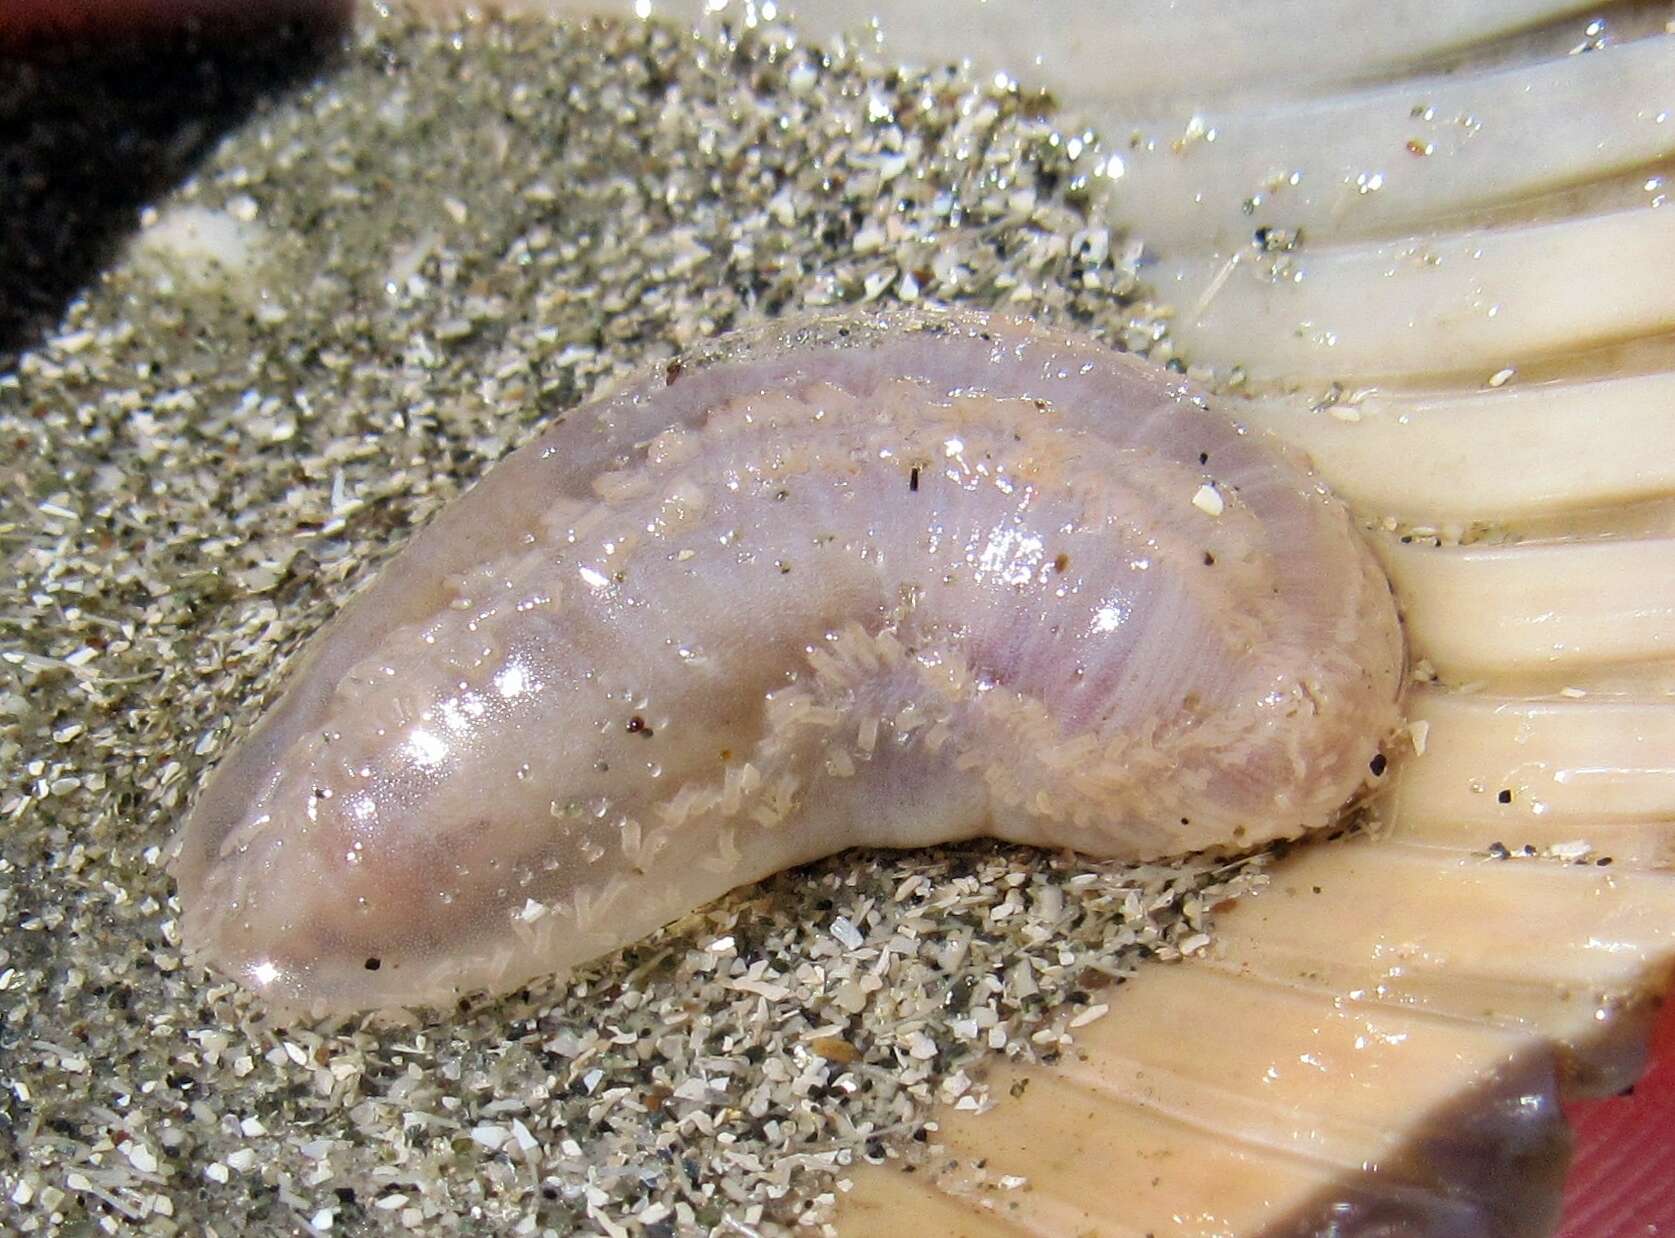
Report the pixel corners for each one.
[0,9,1265,1233]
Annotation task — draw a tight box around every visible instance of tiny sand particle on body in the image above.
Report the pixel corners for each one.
[0,7,1261,1234]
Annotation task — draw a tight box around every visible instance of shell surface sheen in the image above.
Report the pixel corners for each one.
[172,309,1403,1013]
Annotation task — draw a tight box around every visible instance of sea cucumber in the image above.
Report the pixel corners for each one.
[171,309,1404,1014]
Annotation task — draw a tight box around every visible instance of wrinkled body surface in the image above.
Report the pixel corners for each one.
[172,310,1403,1013]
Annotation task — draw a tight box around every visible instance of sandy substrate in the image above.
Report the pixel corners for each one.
[0,10,1272,1233]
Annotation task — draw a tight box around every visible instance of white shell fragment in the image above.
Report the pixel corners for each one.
[172,309,1403,1014]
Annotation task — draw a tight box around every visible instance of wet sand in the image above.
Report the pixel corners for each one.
[0,10,1265,1232]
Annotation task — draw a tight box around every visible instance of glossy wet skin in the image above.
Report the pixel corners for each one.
[171,310,1403,1014]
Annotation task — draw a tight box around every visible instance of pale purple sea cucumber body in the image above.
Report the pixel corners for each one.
[172,309,1404,1015]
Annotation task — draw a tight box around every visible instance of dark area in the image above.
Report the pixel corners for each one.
[0,10,348,371]
[1275,1047,1572,1238]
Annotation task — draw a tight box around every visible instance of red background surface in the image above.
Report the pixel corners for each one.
[0,0,346,42]
[1561,1002,1675,1236]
